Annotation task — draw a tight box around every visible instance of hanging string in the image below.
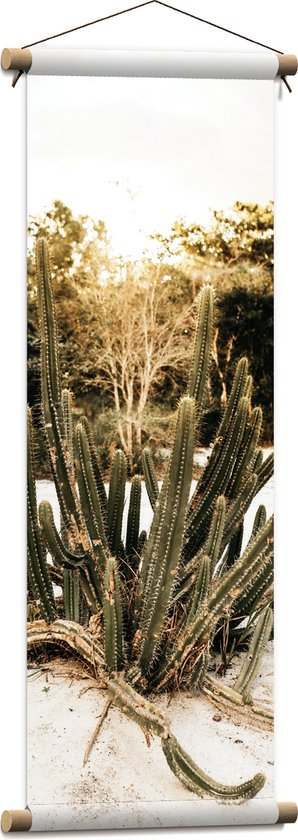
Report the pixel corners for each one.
[156,1,291,91]
[12,0,291,91]
[157,1,285,54]
[21,1,156,49]
[12,1,156,87]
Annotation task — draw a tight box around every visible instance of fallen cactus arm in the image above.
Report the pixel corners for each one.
[108,674,265,800]
[108,672,169,738]
[27,618,105,675]
[202,675,273,730]
[27,619,265,802]
[161,735,265,801]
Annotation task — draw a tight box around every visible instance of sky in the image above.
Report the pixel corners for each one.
[27,75,273,258]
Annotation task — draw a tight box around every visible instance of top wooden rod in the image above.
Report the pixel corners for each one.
[1,47,297,77]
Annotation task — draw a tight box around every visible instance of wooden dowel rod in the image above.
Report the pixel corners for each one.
[1,810,32,833]
[0,803,297,829]
[1,47,297,78]
[277,802,298,823]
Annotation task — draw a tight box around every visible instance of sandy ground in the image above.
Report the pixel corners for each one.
[27,644,274,814]
[30,451,274,827]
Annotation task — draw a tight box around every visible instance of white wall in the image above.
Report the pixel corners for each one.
[0,2,297,837]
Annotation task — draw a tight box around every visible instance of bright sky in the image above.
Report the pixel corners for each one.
[27,75,273,258]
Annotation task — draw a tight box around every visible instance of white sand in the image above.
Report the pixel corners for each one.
[27,644,274,815]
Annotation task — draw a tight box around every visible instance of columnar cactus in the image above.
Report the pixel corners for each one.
[234,606,274,700]
[27,238,274,801]
[27,407,57,623]
[134,396,195,673]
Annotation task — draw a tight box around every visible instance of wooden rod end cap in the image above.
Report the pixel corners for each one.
[1,48,32,72]
[277,802,298,823]
[1,810,32,833]
[277,54,298,76]
[1,49,13,70]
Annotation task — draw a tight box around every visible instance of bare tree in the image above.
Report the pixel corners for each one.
[75,263,192,466]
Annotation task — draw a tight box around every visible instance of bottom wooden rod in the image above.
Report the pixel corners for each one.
[277,802,298,823]
[1,803,297,830]
[1,810,32,833]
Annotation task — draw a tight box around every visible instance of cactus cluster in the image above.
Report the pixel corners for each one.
[27,238,274,801]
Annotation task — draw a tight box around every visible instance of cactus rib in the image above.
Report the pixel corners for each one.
[142,448,159,510]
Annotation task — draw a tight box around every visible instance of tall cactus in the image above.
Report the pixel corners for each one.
[187,285,214,429]
[126,475,142,569]
[234,606,273,700]
[142,448,159,510]
[27,238,274,802]
[134,396,195,673]
[27,408,57,623]
[103,557,123,671]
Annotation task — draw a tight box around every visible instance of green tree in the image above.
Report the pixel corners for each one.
[213,280,273,442]
[152,205,274,442]
[155,202,273,274]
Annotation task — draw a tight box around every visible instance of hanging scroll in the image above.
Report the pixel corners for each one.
[0,11,297,828]
[24,67,278,830]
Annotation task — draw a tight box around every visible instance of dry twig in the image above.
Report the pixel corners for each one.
[83,697,112,766]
